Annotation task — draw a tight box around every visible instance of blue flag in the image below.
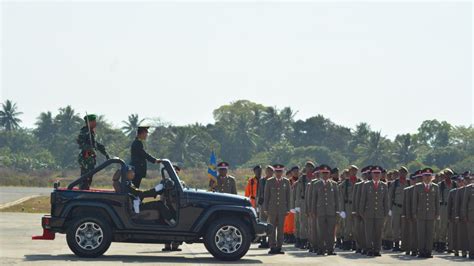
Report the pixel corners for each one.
[207,151,217,189]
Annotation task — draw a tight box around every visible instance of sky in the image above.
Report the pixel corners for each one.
[1,1,472,139]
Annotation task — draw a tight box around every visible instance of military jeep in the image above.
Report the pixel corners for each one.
[32,158,271,261]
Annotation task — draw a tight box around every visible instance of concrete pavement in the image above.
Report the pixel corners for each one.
[0,212,471,265]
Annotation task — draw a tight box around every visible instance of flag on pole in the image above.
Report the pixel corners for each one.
[207,151,218,191]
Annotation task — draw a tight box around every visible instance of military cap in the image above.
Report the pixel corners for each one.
[253,165,262,171]
[421,168,434,176]
[349,165,359,170]
[462,171,471,177]
[452,174,463,181]
[361,165,373,174]
[318,164,332,173]
[290,165,300,172]
[83,114,97,122]
[273,164,285,171]
[312,165,320,173]
[265,165,275,171]
[217,162,230,169]
[409,173,416,180]
[399,166,408,173]
[371,166,384,173]
[414,169,422,177]
[305,161,316,168]
[331,167,339,174]
[443,168,454,175]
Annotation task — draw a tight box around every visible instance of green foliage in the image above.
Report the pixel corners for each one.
[0,99,472,180]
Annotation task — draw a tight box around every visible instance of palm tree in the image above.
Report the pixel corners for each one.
[356,131,393,167]
[35,111,55,144]
[0,100,23,131]
[393,134,417,164]
[55,106,82,135]
[122,114,144,138]
[166,127,200,163]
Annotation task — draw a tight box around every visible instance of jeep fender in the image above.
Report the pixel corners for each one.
[61,201,125,229]
[191,205,257,234]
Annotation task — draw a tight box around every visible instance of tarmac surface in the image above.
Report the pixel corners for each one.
[0,187,52,205]
[0,212,472,265]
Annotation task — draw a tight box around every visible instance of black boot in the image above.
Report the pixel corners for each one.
[288,234,295,244]
[393,241,401,252]
[268,247,277,254]
[258,238,269,249]
[300,239,308,249]
[277,247,285,254]
[294,237,301,248]
[439,242,446,253]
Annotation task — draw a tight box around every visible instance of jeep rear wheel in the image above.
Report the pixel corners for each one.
[66,216,112,258]
[204,218,251,261]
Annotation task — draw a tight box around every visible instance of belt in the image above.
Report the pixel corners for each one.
[440,202,448,206]
[392,202,402,208]
[344,200,352,204]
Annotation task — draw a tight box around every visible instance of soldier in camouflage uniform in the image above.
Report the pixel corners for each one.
[77,114,109,190]
[389,167,409,252]
[436,168,455,252]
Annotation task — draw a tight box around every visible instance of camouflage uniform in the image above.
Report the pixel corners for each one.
[77,126,109,189]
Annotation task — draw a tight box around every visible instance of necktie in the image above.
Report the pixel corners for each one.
[424,184,429,192]
[374,181,378,190]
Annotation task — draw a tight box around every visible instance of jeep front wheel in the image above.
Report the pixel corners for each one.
[204,218,251,261]
[66,216,112,258]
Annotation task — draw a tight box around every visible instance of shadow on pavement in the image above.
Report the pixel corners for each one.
[24,254,262,264]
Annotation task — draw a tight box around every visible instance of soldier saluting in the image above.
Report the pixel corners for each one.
[130,126,162,188]
[77,114,110,189]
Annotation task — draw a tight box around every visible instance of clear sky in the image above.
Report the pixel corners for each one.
[1,1,472,138]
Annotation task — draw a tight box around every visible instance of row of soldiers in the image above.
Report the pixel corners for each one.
[239,161,474,259]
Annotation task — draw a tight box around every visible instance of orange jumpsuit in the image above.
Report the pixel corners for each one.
[245,176,259,208]
[284,177,298,234]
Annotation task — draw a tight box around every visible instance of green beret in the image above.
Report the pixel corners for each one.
[84,114,97,122]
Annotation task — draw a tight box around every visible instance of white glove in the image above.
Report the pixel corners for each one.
[339,211,347,219]
[133,197,141,214]
[388,210,392,217]
[154,183,164,192]
[290,209,296,214]
[295,207,301,213]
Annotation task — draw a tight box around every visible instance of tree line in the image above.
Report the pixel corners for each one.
[0,99,472,173]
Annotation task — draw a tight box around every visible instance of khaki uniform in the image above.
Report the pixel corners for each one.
[359,180,390,253]
[454,186,468,253]
[290,180,299,239]
[436,180,455,247]
[306,179,318,250]
[389,179,409,244]
[460,184,474,257]
[447,188,457,251]
[215,175,237,194]
[412,183,440,255]
[312,179,340,252]
[339,179,357,245]
[294,175,310,243]
[263,177,291,249]
[402,185,415,253]
[352,180,367,251]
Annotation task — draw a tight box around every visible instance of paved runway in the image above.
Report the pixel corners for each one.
[0,212,471,265]
[0,187,52,205]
